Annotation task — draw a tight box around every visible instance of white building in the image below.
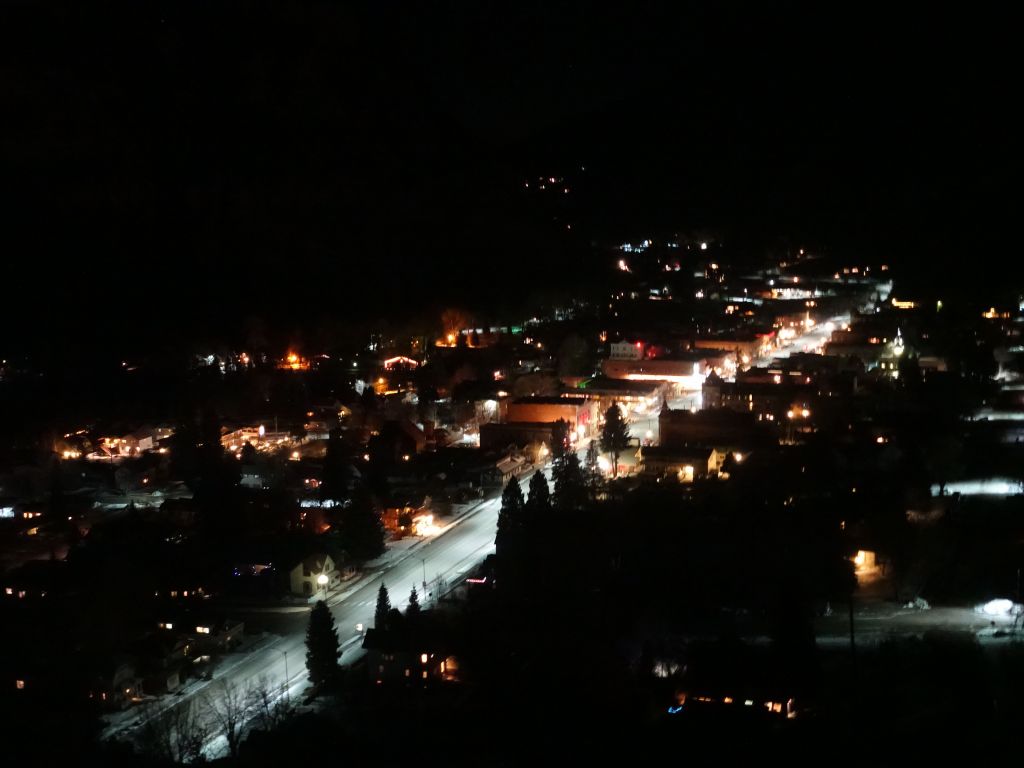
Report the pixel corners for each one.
[609,341,643,360]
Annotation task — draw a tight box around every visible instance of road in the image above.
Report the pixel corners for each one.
[102,467,547,756]
[814,601,1023,647]
[757,313,851,366]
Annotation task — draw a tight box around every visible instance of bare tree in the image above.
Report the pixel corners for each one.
[247,674,294,732]
[205,680,255,759]
[440,308,472,344]
[137,699,209,764]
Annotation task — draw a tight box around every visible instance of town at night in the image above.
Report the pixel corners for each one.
[1,3,1021,766]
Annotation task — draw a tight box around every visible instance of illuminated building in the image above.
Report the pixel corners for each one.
[278,351,310,371]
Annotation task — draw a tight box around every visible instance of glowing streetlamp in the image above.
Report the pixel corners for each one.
[317,572,329,600]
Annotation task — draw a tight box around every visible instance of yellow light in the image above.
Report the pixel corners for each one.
[420,653,428,664]
[402,454,411,461]
[733,452,744,463]
[801,408,810,418]
[317,574,329,586]
[446,333,456,344]
[413,514,441,537]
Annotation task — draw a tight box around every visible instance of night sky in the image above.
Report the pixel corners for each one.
[1,2,1018,355]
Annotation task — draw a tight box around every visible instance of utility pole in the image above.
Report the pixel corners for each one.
[848,594,857,680]
[275,648,290,704]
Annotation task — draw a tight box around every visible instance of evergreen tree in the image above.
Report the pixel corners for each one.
[585,438,599,473]
[305,600,340,686]
[525,470,552,522]
[320,428,348,502]
[360,386,380,413]
[374,583,391,629]
[496,476,525,558]
[553,452,587,512]
[240,442,257,464]
[406,586,421,617]
[584,438,603,500]
[550,419,569,463]
[338,484,386,563]
[600,402,631,477]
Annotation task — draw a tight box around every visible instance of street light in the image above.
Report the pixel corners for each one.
[317,573,329,600]
[419,558,428,597]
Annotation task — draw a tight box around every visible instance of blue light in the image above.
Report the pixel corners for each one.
[667,705,683,714]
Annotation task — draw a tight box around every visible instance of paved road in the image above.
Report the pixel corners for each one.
[102,466,555,756]
[756,313,851,366]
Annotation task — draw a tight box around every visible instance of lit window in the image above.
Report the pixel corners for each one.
[196,626,210,635]
[420,653,428,664]
[15,680,25,690]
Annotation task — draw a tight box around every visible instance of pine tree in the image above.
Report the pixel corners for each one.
[374,583,391,629]
[305,600,340,687]
[406,586,421,617]
[553,452,587,512]
[551,419,569,463]
[525,470,552,521]
[585,438,599,473]
[240,442,257,464]
[338,484,386,563]
[600,402,631,477]
[320,428,348,502]
[496,477,524,558]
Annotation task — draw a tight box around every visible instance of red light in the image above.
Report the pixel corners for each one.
[636,342,642,348]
